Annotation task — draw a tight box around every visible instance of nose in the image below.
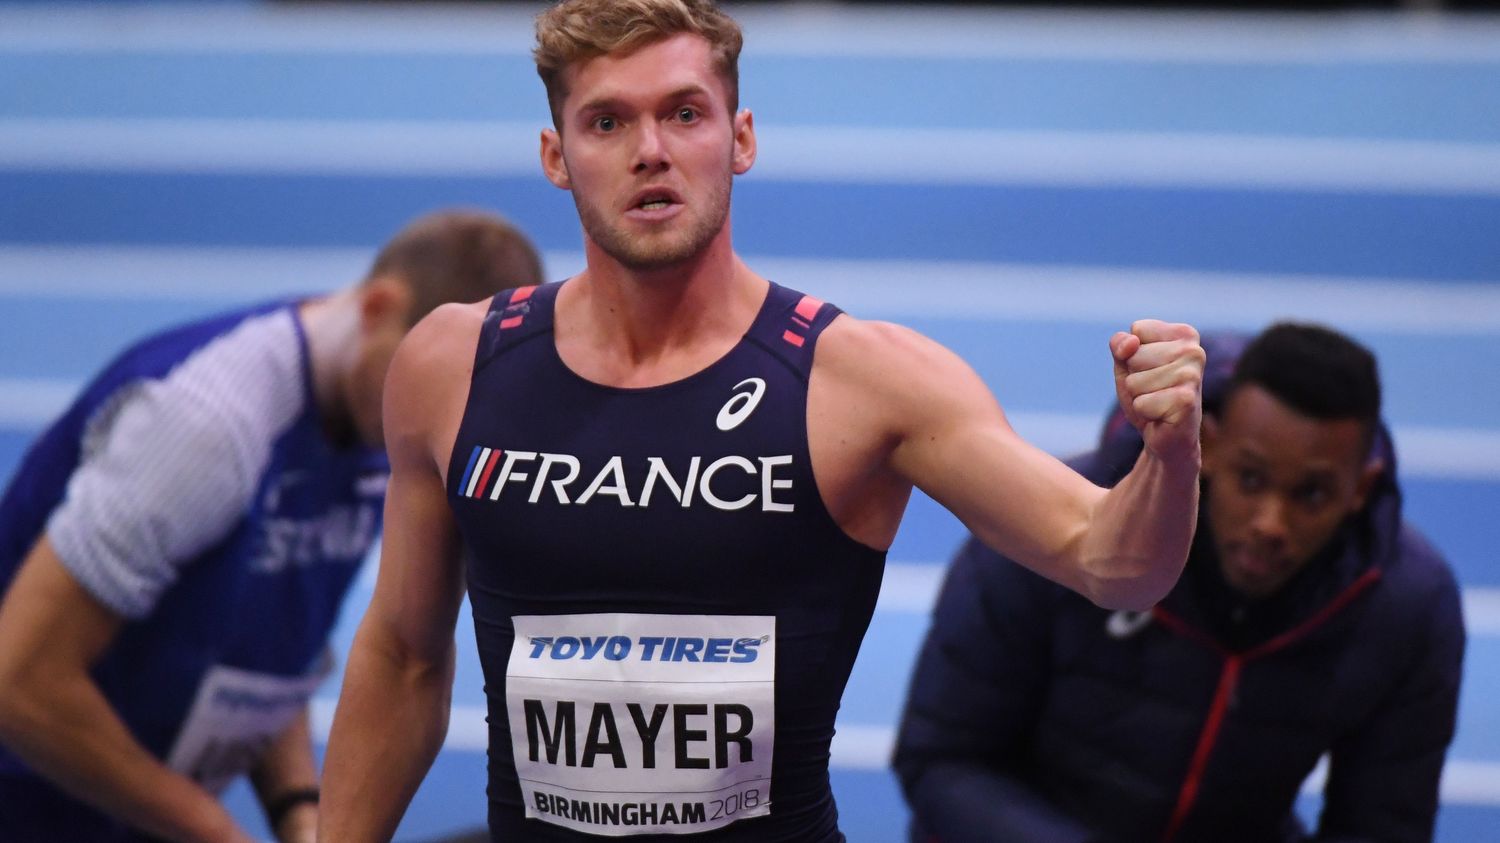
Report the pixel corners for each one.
[1248,494,1289,545]
[632,122,669,174]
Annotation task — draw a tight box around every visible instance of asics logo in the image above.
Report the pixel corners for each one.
[1105,609,1154,639]
[716,378,766,432]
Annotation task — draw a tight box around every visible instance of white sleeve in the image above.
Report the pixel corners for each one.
[47,311,305,619]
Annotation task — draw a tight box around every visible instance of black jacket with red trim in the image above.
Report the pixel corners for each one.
[893,336,1466,843]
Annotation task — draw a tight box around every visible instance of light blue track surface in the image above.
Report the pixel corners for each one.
[1,3,1497,841]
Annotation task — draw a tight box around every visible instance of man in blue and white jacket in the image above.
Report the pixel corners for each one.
[895,323,1465,843]
[0,210,543,843]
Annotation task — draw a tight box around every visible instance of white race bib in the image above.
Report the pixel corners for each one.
[165,658,330,794]
[507,613,776,836]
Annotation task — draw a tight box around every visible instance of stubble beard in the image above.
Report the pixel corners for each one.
[575,171,733,273]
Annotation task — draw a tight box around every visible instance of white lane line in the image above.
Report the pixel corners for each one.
[737,8,1500,64]
[0,120,548,178]
[339,557,1500,635]
[1395,429,1500,486]
[0,2,542,55]
[758,127,1500,195]
[5,248,1500,337]
[2,4,1499,62]
[6,119,1500,195]
[753,258,1500,336]
[308,699,1500,805]
[0,377,77,430]
[879,562,1500,635]
[0,245,368,300]
[875,562,950,616]
[1463,589,1500,636]
[1300,756,1500,805]
[0,246,571,301]
[1434,760,1500,807]
[4,377,1497,481]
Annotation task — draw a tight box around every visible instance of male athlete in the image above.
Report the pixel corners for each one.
[0,210,543,843]
[895,325,1464,843]
[319,2,1206,841]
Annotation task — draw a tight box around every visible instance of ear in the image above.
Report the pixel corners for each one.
[540,128,570,190]
[1351,456,1385,512]
[731,108,756,176]
[359,275,413,333]
[1199,414,1221,477]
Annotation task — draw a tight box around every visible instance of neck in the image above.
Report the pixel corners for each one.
[558,231,768,387]
[297,289,359,445]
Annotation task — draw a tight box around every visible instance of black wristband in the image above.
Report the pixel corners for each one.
[266,787,320,830]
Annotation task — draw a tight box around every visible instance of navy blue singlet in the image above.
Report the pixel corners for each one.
[447,281,886,841]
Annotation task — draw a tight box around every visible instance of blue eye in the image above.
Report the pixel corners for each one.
[594,116,617,132]
[676,108,698,123]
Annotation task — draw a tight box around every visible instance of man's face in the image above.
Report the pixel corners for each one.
[1202,384,1381,599]
[540,32,755,271]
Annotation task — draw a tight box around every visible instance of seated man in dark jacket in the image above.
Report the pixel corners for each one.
[893,323,1465,843]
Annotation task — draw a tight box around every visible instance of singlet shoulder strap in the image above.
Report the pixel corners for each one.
[472,282,558,373]
[746,282,844,384]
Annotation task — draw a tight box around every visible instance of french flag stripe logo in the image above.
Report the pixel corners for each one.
[465,447,494,498]
[475,449,504,499]
[458,446,483,496]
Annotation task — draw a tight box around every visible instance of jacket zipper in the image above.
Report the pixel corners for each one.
[1154,567,1383,843]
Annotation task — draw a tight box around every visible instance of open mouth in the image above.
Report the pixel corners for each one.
[631,189,680,212]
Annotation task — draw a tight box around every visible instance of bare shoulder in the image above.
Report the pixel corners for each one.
[814,314,1003,431]
[819,315,978,380]
[804,314,1010,547]
[818,314,931,363]
[391,300,490,378]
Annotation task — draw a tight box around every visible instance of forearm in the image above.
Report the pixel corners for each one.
[1077,445,1199,610]
[251,709,320,843]
[0,669,244,842]
[318,619,455,842]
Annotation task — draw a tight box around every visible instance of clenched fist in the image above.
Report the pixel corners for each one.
[1110,320,1205,466]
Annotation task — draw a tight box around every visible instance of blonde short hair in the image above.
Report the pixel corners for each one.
[534,0,743,129]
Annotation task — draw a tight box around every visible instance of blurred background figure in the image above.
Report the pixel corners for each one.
[0,0,1496,840]
[0,209,543,843]
[894,323,1464,843]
